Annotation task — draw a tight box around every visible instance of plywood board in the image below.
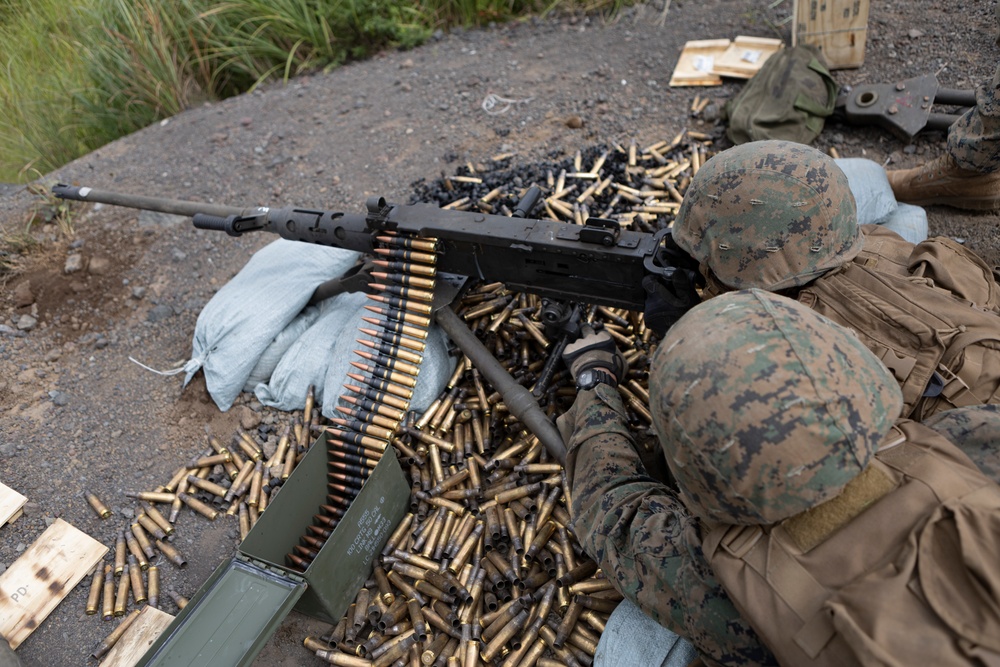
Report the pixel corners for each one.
[100,606,175,667]
[0,482,27,527]
[669,39,729,87]
[0,518,108,648]
[712,36,785,79]
[793,0,870,69]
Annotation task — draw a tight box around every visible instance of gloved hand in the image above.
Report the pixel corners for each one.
[562,325,627,384]
[642,269,701,338]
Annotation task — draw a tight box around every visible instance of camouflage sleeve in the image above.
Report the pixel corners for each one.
[564,384,777,667]
[923,405,1000,481]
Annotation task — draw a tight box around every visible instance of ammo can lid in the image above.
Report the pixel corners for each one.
[135,557,306,667]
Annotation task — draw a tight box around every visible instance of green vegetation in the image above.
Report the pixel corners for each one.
[0,0,629,183]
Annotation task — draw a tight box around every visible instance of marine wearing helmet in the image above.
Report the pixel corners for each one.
[672,140,861,292]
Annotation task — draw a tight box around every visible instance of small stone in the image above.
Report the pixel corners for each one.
[239,405,262,430]
[0,442,16,458]
[240,117,253,127]
[13,281,34,307]
[16,314,37,331]
[43,516,56,527]
[907,29,924,38]
[171,248,187,262]
[401,58,414,68]
[44,349,61,362]
[131,286,147,300]
[138,211,185,228]
[565,115,584,129]
[49,391,70,406]
[64,254,84,274]
[147,304,174,323]
[88,256,111,275]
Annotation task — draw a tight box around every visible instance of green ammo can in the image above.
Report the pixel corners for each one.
[135,431,409,666]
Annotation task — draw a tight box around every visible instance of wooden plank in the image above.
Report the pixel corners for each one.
[0,482,27,527]
[100,606,175,667]
[669,39,729,87]
[793,0,870,69]
[712,36,785,79]
[0,518,108,648]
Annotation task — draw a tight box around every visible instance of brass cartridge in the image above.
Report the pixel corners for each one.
[86,565,103,615]
[91,608,142,660]
[85,492,112,519]
[101,565,114,621]
[167,589,188,610]
[139,501,175,536]
[114,564,130,617]
[128,555,147,604]
[147,565,160,608]
[156,539,187,568]
[178,492,219,520]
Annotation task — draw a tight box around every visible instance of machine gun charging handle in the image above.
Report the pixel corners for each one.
[193,213,236,234]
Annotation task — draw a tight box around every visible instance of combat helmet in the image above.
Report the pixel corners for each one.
[672,140,861,292]
[649,289,902,525]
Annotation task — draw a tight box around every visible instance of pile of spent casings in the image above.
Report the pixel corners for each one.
[85,133,716,666]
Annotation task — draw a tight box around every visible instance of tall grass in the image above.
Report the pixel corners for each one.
[0,0,629,182]
[0,2,99,177]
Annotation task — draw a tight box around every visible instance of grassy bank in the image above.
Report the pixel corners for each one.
[0,0,627,183]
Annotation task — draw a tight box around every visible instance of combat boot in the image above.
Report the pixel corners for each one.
[886,154,1000,210]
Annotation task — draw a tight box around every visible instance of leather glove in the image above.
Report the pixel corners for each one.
[642,268,701,338]
[562,325,627,384]
[656,232,702,274]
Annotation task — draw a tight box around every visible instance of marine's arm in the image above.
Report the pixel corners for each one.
[562,385,776,667]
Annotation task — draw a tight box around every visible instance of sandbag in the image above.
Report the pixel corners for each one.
[254,292,455,415]
[242,306,321,392]
[874,203,927,246]
[836,158,927,244]
[184,239,361,411]
[835,158,897,226]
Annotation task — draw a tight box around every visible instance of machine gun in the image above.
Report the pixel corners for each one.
[52,183,698,460]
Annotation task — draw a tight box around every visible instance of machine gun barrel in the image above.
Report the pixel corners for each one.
[54,185,666,312]
[51,184,256,219]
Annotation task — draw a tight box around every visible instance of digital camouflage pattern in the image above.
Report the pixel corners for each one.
[948,63,1000,174]
[672,140,861,291]
[564,292,1000,666]
[562,383,778,667]
[649,290,903,525]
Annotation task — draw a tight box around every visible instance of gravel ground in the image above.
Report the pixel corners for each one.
[0,1,998,665]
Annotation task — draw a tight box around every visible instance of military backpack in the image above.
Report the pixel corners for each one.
[702,420,1000,667]
[795,225,1000,420]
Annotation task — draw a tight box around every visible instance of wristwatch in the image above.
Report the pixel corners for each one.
[576,368,618,390]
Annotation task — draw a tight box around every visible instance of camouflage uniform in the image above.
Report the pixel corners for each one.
[948,64,1000,174]
[564,290,1000,666]
[563,383,777,667]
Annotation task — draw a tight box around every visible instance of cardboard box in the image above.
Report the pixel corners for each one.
[670,39,730,87]
[793,0,870,69]
[712,36,784,79]
[135,433,410,667]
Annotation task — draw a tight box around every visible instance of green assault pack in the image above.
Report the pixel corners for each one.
[723,44,838,145]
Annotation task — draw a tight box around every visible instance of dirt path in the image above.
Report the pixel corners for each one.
[0,2,997,665]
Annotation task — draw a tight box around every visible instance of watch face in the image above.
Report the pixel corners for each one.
[578,370,597,389]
